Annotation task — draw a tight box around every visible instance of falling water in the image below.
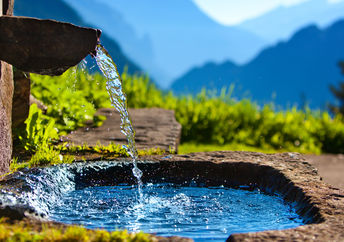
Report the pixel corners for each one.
[94,44,143,188]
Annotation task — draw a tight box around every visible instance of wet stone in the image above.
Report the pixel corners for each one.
[61,108,182,152]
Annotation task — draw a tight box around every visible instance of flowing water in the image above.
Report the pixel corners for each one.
[94,44,143,188]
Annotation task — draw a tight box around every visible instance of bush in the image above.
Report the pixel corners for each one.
[18,103,58,152]
[30,68,110,134]
[28,69,344,154]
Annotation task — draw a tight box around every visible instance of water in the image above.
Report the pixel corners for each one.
[94,44,143,187]
[0,165,75,216]
[49,183,304,241]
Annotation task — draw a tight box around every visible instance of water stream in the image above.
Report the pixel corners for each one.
[94,44,143,191]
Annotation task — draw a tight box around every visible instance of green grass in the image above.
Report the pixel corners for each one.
[178,142,285,154]
[10,143,167,172]
[122,74,344,154]
[16,68,344,158]
[0,219,154,242]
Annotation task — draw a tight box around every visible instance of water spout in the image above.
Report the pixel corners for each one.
[0,16,101,75]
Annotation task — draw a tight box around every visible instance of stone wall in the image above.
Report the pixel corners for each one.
[12,71,30,129]
[0,62,13,176]
[0,0,14,176]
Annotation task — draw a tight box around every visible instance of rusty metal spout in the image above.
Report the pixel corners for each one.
[0,16,101,75]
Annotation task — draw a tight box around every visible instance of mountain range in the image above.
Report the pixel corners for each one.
[64,0,157,82]
[13,0,142,76]
[172,19,344,109]
[13,0,344,109]
[66,0,267,87]
[238,0,344,43]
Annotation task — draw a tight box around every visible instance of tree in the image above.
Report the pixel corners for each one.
[329,61,344,115]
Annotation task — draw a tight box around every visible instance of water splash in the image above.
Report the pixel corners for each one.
[94,44,143,188]
[78,58,88,75]
[0,165,75,216]
[50,183,304,241]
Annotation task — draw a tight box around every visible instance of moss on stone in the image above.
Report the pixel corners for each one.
[0,218,154,241]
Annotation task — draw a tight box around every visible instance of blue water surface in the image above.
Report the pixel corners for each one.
[50,184,304,241]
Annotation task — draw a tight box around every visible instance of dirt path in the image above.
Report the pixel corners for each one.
[305,154,344,190]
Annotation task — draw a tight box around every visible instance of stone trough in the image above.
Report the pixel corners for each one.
[1,151,343,241]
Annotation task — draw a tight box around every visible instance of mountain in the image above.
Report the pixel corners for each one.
[13,0,142,76]
[238,0,344,43]
[88,0,267,87]
[172,19,344,109]
[63,0,163,83]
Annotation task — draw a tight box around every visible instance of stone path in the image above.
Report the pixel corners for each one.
[61,108,182,152]
[305,154,344,190]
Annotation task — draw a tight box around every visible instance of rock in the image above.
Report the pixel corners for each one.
[0,204,42,221]
[61,108,182,152]
[0,62,13,176]
[30,95,47,113]
[2,0,14,16]
[0,16,100,76]
[12,70,30,129]
[0,1,15,176]
[305,154,344,190]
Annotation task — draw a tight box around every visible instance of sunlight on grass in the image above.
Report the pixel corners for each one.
[178,142,290,154]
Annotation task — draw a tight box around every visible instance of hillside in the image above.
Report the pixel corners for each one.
[13,0,142,75]
[172,19,344,109]
[63,0,161,84]
[238,0,344,43]
[90,0,267,87]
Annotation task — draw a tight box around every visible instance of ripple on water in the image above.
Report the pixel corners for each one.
[49,183,304,241]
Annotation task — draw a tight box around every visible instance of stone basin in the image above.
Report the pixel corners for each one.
[0,151,344,241]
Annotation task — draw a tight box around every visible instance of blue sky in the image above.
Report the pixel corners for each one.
[193,0,343,25]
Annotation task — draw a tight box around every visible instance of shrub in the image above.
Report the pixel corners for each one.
[27,69,344,154]
[30,68,110,134]
[18,103,58,152]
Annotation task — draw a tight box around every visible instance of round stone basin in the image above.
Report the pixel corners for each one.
[1,151,344,241]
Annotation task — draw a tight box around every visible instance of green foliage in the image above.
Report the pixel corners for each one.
[179,142,281,154]
[10,143,167,172]
[19,104,58,152]
[57,142,128,156]
[329,61,344,115]
[28,68,344,154]
[10,157,27,172]
[28,146,74,167]
[30,68,111,135]
[0,219,153,241]
[10,147,75,171]
[57,142,167,157]
[120,72,344,154]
